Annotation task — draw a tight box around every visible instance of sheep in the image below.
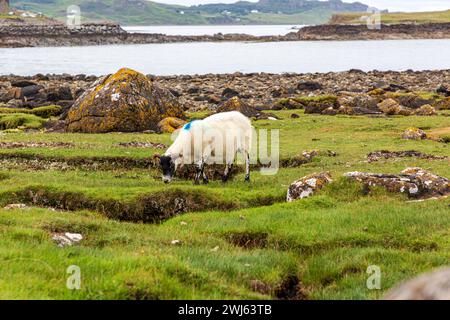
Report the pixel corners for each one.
[159,111,252,184]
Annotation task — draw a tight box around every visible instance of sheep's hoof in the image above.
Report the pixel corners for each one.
[202,178,209,185]
[245,175,250,183]
[222,175,228,183]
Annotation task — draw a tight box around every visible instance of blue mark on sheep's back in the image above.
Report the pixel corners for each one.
[183,120,198,131]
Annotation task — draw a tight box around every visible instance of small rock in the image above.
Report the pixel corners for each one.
[290,113,300,119]
[52,232,83,248]
[180,221,188,226]
[4,203,28,210]
[413,104,437,116]
[211,246,220,252]
[156,117,187,133]
[216,96,259,118]
[287,172,333,202]
[302,150,319,161]
[402,127,427,140]
[221,87,239,99]
[171,239,181,245]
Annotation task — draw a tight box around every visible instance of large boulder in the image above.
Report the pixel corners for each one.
[287,172,333,202]
[66,68,184,133]
[385,268,450,300]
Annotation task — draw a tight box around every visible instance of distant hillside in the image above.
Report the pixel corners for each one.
[12,0,369,25]
[330,9,450,25]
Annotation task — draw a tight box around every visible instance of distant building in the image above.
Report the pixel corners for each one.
[0,0,10,14]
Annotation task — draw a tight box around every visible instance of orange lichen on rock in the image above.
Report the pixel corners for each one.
[157,117,187,133]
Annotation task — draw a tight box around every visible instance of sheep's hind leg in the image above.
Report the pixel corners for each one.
[245,152,250,182]
[202,166,209,185]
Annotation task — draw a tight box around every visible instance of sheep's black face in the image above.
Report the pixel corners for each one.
[160,155,175,184]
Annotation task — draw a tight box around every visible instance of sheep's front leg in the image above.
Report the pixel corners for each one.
[222,163,233,183]
[194,160,204,185]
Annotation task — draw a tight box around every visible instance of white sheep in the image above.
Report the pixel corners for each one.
[160,111,252,184]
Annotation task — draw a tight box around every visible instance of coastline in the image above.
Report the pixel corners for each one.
[2,22,450,48]
[1,69,449,113]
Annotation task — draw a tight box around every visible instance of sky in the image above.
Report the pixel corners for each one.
[153,0,450,12]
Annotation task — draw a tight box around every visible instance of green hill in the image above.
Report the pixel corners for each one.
[12,0,369,25]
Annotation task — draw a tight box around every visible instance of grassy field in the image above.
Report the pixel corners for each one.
[0,110,449,299]
[329,9,450,25]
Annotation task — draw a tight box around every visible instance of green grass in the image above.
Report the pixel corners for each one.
[0,105,62,118]
[11,0,332,25]
[330,9,450,25]
[0,110,449,299]
[0,113,47,131]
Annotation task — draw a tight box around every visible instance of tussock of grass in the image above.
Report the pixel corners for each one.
[0,113,46,130]
[0,105,62,118]
[295,95,338,103]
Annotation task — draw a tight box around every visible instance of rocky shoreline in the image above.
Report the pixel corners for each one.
[1,69,449,118]
[2,22,450,47]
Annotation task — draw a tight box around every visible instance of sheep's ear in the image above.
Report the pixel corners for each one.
[152,153,161,165]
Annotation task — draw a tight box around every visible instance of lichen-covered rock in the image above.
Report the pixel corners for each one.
[413,104,437,116]
[287,172,333,202]
[435,97,450,110]
[321,106,338,115]
[157,117,186,133]
[272,98,303,110]
[384,268,450,300]
[377,98,400,115]
[66,68,185,133]
[338,93,382,115]
[402,127,427,140]
[216,96,259,118]
[377,98,412,115]
[300,95,339,114]
[387,92,434,109]
[344,168,450,199]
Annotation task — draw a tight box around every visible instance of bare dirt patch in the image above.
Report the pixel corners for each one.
[0,142,74,148]
[367,150,448,163]
[117,141,167,149]
[226,231,269,249]
[7,187,240,223]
